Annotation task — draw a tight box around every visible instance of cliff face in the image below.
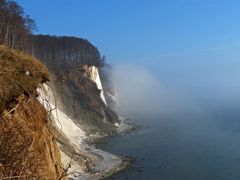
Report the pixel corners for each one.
[20,35,122,177]
[26,35,119,134]
[49,64,119,134]
[100,65,118,110]
[38,83,99,177]
[0,46,65,179]
[0,35,122,178]
[84,65,107,105]
[38,83,122,178]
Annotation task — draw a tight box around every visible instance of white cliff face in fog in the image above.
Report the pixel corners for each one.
[88,66,108,106]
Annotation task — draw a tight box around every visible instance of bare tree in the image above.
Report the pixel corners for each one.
[0,0,36,50]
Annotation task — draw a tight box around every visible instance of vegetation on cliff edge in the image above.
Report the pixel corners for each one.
[0,45,49,112]
[0,45,65,179]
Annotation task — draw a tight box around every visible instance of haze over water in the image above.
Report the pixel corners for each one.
[98,57,240,180]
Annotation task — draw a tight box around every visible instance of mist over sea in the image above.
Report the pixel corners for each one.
[98,58,240,180]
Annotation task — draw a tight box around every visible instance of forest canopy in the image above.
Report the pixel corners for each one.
[26,35,104,68]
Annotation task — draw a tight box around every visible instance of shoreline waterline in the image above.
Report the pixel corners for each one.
[76,119,138,179]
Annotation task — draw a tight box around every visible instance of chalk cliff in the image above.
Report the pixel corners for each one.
[0,36,122,179]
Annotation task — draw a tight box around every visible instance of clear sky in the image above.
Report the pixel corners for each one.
[15,0,240,63]
[15,0,240,98]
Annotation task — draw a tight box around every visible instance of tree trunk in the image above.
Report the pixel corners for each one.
[4,25,9,47]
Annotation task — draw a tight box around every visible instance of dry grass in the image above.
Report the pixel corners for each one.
[0,46,67,179]
[0,95,65,179]
[0,45,49,112]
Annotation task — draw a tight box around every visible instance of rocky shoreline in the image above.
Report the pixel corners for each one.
[100,155,134,180]
[85,119,139,180]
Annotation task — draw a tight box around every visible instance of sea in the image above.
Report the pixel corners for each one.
[97,100,240,180]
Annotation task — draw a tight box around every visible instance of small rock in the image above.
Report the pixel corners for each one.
[25,71,30,76]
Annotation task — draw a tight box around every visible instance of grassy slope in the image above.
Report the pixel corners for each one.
[0,46,49,112]
[0,46,65,179]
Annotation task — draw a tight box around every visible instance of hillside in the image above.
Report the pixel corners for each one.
[0,46,65,179]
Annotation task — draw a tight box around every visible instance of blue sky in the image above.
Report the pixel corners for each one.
[16,0,240,98]
[16,0,240,64]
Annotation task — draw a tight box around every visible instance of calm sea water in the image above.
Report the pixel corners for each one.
[97,101,240,180]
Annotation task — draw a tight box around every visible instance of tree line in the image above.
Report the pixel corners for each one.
[0,0,104,67]
[0,0,36,50]
[25,35,104,68]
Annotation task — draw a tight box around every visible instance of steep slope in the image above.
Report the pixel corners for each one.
[0,46,65,179]
[49,65,119,134]
[86,65,107,105]
[99,65,118,110]
[38,83,122,179]
[26,35,119,134]
[22,35,124,178]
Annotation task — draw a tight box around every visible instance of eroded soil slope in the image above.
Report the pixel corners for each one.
[0,46,65,179]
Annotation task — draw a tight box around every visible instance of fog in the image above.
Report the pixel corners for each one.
[108,64,203,119]
[106,61,240,123]
[101,61,240,180]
